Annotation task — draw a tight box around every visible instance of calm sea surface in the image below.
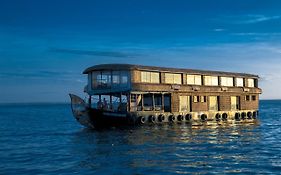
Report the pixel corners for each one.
[0,100,281,174]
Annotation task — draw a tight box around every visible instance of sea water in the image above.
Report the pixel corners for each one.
[0,100,280,174]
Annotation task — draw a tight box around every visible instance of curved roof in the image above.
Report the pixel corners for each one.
[83,64,259,78]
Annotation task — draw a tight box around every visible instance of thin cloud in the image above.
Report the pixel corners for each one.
[0,70,83,82]
[242,15,281,24]
[213,28,225,32]
[49,48,140,58]
[214,14,281,24]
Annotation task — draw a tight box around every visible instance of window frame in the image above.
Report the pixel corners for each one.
[164,73,182,84]
[247,78,255,88]
[236,77,244,87]
[204,75,219,86]
[140,71,160,84]
[220,76,234,87]
[186,74,202,85]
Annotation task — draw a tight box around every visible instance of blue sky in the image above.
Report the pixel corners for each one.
[1,0,281,103]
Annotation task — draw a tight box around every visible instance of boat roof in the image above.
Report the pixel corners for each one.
[83,64,259,78]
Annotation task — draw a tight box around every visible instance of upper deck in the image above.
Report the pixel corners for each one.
[83,64,261,95]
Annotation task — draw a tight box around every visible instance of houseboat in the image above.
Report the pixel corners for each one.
[69,64,262,128]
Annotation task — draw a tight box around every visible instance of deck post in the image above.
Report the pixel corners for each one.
[128,93,131,112]
[141,94,144,111]
[152,93,155,111]
[162,93,165,111]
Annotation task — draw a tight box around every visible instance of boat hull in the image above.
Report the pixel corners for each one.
[88,109,133,128]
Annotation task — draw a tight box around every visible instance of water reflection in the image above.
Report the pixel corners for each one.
[71,121,263,174]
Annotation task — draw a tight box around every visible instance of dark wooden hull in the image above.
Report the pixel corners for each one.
[88,109,133,128]
[86,109,259,129]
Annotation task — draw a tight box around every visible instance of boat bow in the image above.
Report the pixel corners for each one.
[69,94,94,128]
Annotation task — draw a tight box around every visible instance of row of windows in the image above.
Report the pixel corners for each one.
[246,95,256,101]
[180,95,257,112]
[91,71,128,89]
[140,71,257,87]
[190,95,257,102]
[193,96,207,103]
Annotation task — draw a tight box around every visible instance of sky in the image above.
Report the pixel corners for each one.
[1,0,281,103]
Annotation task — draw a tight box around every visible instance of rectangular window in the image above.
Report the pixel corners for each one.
[200,96,206,102]
[236,78,244,87]
[91,71,128,89]
[151,72,160,83]
[220,77,234,86]
[204,76,218,86]
[154,94,162,111]
[193,96,200,103]
[179,96,191,112]
[120,71,128,86]
[231,96,240,110]
[186,75,202,85]
[143,94,153,111]
[102,71,111,88]
[247,78,255,87]
[252,95,256,101]
[254,79,258,88]
[141,71,160,83]
[245,95,250,101]
[92,71,111,88]
[91,72,99,88]
[209,96,218,111]
[165,73,182,84]
[112,71,120,85]
[141,71,150,83]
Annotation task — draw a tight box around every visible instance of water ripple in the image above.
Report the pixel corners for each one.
[0,101,281,174]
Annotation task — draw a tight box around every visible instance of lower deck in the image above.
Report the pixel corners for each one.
[70,93,259,129]
[89,91,259,114]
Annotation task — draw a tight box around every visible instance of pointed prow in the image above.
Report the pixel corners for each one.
[69,94,94,128]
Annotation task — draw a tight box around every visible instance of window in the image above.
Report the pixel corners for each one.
[204,76,218,86]
[179,96,191,112]
[254,79,258,88]
[247,78,254,87]
[220,77,234,86]
[236,78,244,87]
[143,94,153,111]
[120,71,128,86]
[112,71,120,85]
[91,71,129,89]
[252,95,256,101]
[141,71,160,83]
[91,71,111,88]
[193,96,200,103]
[231,96,240,110]
[103,71,111,87]
[245,95,250,101]
[186,75,202,85]
[200,96,207,102]
[209,96,219,111]
[154,94,162,111]
[193,96,205,103]
[92,72,99,88]
[165,73,182,84]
